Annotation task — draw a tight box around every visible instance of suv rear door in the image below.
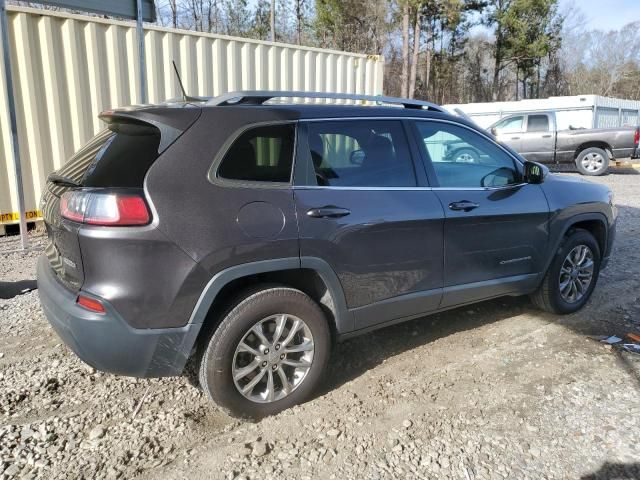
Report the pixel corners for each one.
[293,119,445,332]
[411,119,549,308]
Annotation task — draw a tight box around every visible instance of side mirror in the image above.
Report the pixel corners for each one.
[490,127,497,137]
[349,149,365,165]
[523,161,547,184]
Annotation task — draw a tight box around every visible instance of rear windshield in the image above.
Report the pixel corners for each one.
[54,122,161,188]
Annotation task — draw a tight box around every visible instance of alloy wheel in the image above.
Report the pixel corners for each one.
[580,152,605,173]
[232,314,315,403]
[558,244,594,303]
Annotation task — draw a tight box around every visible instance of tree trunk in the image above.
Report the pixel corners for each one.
[401,2,410,99]
[492,31,502,101]
[295,0,303,45]
[170,0,178,28]
[424,20,431,97]
[409,10,421,99]
[270,0,276,42]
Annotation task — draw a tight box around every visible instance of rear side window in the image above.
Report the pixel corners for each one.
[217,124,295,183]
[55,122,161,188]
[527,115,550,132]
[304,120,416,187]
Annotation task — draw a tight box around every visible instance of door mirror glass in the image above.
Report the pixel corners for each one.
[524,161,545,184]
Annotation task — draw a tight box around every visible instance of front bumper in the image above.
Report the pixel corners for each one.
[37,255,200,378]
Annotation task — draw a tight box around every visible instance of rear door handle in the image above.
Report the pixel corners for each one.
[542,134,552,138]
[449,201,480,212]
[510,136,520,140]
[307,206,351,218]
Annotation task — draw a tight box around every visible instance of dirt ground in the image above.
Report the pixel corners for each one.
[1,172,639,480]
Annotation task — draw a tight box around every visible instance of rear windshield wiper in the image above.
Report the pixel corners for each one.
[47,173,81,188]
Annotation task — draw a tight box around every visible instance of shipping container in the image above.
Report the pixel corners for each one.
[0,5,385,229]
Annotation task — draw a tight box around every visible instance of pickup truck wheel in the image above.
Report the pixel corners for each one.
[530,229,601,314]
[453,148,480,164]
[198,286,331,419]
[575,147,609,176]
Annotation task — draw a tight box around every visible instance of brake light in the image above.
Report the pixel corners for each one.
[77,294,106,314]
[634,127,639,146]
[61,190,150,226]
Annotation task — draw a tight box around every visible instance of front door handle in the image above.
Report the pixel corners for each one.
[542,134,552,138]
[449,201,480,212]
[307,206,351,218]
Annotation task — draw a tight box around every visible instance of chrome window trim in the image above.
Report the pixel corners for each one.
[293,183,527,192]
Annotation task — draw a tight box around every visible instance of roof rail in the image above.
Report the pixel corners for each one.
[207,90,446,112]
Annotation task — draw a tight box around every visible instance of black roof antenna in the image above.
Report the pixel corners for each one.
[172,60,188,101]
[172,60,207,102]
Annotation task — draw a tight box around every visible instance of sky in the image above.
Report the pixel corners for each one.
[560,0,640,31]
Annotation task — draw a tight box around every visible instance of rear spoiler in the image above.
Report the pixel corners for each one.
[99,105,201,153]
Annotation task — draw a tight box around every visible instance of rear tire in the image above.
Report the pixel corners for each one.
[198,286,331,419]
[575,147,609,176]
[531,229,601,314]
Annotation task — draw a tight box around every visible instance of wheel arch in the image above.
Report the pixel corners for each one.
[187,257,353,350]
[574,142,612,160]
[543,212,609,275]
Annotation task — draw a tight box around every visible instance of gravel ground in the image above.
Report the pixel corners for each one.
[1,172,640,480]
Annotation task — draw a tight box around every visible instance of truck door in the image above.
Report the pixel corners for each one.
[519,114,556,164]
[493,115,524,153]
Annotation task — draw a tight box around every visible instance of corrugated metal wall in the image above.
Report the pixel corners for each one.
[0,6,384,224]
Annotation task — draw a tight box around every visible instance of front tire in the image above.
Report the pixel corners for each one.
[575,147,609,176]
[531,229,601,314]
[198,286,331,419]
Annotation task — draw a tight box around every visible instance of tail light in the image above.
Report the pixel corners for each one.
[634,127,639,146]
[61,190,150,226]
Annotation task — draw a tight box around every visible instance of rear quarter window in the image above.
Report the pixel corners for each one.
[216,124,296,183]
[54,122,162,189]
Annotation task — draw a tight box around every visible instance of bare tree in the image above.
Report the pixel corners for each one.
[401,1,410,98]
[270,0,276,41]
[409,8,421,98]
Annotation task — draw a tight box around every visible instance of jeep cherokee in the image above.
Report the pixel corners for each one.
[37,91,616,418]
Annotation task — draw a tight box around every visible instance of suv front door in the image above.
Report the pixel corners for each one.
[413,119,549,308]
[293,119,445,331]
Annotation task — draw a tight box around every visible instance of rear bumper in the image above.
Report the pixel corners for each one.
[36,255,200,378]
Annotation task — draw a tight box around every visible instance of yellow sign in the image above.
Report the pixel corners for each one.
[0,210,42,224]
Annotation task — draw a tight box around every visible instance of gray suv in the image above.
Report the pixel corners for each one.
[37,91,616,418]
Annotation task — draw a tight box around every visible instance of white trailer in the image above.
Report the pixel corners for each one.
[446,95,640,131]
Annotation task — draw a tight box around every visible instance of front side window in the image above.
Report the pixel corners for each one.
[305,120,416,187]
[217,124,295,183]
[527,115,550,132]
[416,121,520,188]
[494,115,523,133]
